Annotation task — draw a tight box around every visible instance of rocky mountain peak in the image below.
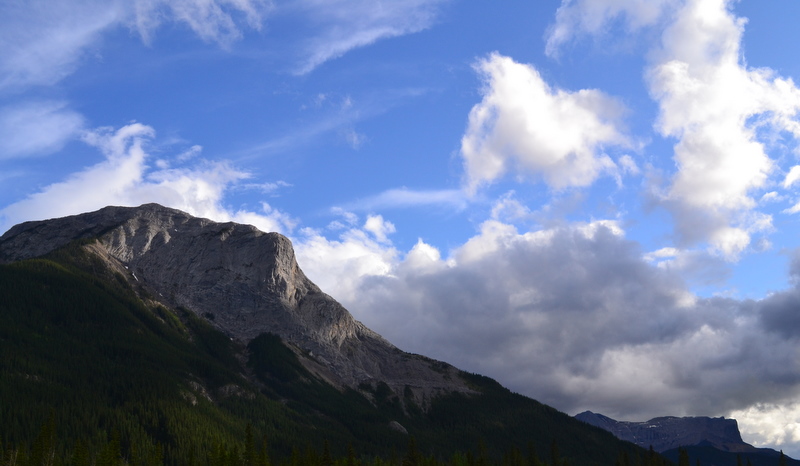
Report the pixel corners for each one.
[0,204,471,402]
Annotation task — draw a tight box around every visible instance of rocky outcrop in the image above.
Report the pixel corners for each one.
[575,411,754,453]
[0,204,471,404]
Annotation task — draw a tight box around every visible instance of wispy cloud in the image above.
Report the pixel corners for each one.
[0,122,296,235]
[0,101,85,158]
[339,187,468,212]
[1,0,447,93]
[0,1,122,90]
[291,0,449,74]
[130,0,272,45]
[545,0,676,57]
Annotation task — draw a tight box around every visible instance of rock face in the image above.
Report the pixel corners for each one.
[575,411,753,453]
[0,204,470,403]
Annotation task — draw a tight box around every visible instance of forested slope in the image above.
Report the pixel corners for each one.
[0,240,651,466]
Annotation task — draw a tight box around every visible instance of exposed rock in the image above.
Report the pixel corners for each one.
[575,411,754,453]
[388,421,408,435]
[0,204,472,404]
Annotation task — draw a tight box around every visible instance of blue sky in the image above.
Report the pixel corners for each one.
[5,0,800,456]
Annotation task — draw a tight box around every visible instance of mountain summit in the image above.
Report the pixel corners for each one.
[0,203,468,402]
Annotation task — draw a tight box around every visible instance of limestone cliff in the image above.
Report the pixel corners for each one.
[575,411,756,453]
[0,204,470,403]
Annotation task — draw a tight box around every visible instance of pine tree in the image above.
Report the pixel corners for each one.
[71,438,91,466]
[549,440,560,466]
[403,437,420,466]
[29,413,57,466]
[322,440,334,466]
[677,448,690,466]
[526,441,540,466]
[245,424,257,466]
[347,443,358,466]
[258,435,270,466]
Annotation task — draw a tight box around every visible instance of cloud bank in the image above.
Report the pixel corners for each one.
[295,204,800,455]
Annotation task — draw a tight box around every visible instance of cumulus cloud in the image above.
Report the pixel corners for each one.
[547,0,800,259]
[647,0,800,258]
[294,219,399,304]
[0,101,85,158]
[0,122,295,235]
[460,53,632,193]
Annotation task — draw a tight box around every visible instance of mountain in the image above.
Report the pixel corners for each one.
[0,204,651,465]
[0,203,467,406]
[576,411,799,466]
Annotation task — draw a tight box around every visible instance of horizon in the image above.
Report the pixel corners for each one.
[3,0,800,457]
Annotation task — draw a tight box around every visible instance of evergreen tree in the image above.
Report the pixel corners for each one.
[259,435,270,466]
[549,440,559,466]
[526,441,540,466]
[677,448,690,466]
[403,437,420,466]
[71,438,90,466]
[245,424,257,466]
[29,413,57,466]
[322,440,334,466]
[347,443,358,466]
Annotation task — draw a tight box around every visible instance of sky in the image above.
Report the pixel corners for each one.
[4,0,800,456]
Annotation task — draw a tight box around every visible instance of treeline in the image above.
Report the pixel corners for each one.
[1,417,661,466]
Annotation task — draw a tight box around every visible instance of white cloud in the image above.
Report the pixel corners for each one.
[0,123,295,235]
[647,0,800,257]
[545,0,676,57]
[363,214,395,244]
[292,0,448,74]
[339,187,468,212]
[341,128,366,149]
[547,0,800,259]
[131,0,271,45]
[0,101,85,158]
[0,1,122,90]
[731,403,800,450]
[0,0,270,91]
[784,166,800,189]
[294,224,399,304]
[460,53,631,193]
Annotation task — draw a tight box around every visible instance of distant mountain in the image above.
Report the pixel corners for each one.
[576,411,799,466]
[0,204,651,465]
